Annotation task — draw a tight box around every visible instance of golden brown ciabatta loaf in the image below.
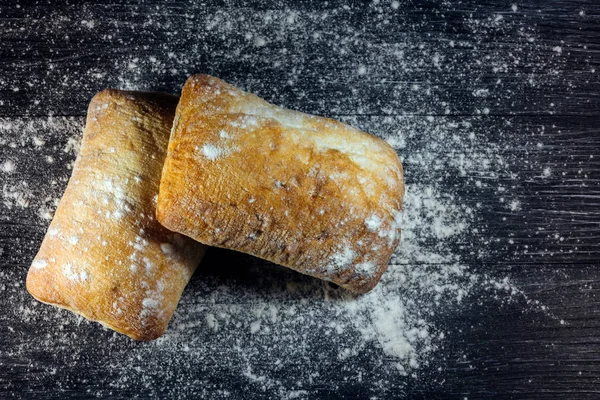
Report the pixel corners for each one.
[157,75,404,294]
[26,90,206,340]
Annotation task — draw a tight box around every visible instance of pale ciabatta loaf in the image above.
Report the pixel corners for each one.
[157,75,404,293]
[26,90,206,340]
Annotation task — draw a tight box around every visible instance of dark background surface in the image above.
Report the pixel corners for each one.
[1,1,600,399]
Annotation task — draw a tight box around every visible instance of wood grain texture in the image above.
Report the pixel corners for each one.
[1,0,600,399]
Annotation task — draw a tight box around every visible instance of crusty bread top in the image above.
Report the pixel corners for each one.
[26,90,206,340]
[158,75,404,294]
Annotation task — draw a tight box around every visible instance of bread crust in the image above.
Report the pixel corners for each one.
[157,75,404,293]
[26,90,206,340]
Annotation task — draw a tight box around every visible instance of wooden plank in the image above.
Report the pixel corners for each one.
[1,2,599,117]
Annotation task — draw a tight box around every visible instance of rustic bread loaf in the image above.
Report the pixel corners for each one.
[26,90,206,340]
[157,75,404,293]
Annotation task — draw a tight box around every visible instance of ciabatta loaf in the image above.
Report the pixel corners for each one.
[26,90,206,340]
[157,75,403,294]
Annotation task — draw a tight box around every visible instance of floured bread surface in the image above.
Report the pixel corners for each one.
[26,90,206,340]
[157,75,404,293]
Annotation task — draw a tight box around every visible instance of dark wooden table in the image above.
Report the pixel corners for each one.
[1,1,600,398]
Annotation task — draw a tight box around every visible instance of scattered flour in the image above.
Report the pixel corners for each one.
[142,298,160,309]
[31,259,48,269]
[32,136,45,147]
[160,243,175,256]
[200,144,224,160]
[1,159,15,173]
[365,214,382,232]
[326,245,355,272]
[62,264,89,282]
[355,261,377,276]
[0,117,82,219]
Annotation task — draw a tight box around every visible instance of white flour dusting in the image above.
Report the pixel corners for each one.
[0,117,82,220]
[1,159,15,173]
[200,143,224,160]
